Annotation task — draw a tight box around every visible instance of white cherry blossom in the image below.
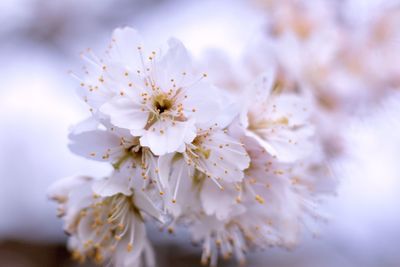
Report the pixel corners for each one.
[187,131,335,267]
[68,121,165,194]
[189,214,247,267]
[158,126,250,218]
[76,27,224,156]
[48,175,161,267]
[240,72,314,162]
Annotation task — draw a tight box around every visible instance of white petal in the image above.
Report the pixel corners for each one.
[47,175,92,201]
[140,119,196,156]
[64,184,94,233]
[246,92,314,162]
[159,154,195,216]
[69,116,99,135]
[213,90,241,129]
[183,82,223,126]
[157,38,192,88]
[76,211,94,242]
[265,94,312,126]
[121,218,146,266]
[100,96,149,131]
[142,239,156,267]
[193,129,250,183]
[107,27,144,71]
[133,190,163,222]
[200,179,241,220]
[244,129,278,157]
[92,174,131,197]
[68,130,123,161]
[245,71,276,107]
[265,126,314,162]
[157,153,175,189]
[76,82,114,109]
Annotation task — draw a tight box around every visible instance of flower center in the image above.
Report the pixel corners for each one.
[191,136,211,159]
[112,142,143,170]
[75,194,142,264]
[153,94,173,114]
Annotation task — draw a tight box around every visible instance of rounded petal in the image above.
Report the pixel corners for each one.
[100,96,149,131]
[156,38,192,88]
[200,179,243,220]
[140,119,196,156]
[69,116,100,135]
[92,174,132,197]
[47,175,92,202]
[183,82,223,126]
[192,129,250,183]
[68,130,123,161]
[107,27,144,71]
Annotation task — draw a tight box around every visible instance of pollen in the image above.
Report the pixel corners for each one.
[255,195,265,204]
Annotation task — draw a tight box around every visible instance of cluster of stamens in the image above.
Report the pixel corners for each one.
[72,194,140,264]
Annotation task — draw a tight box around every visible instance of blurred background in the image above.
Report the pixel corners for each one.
[0,0,399,266]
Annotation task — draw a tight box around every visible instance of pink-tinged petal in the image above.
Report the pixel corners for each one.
[140,119,196,156]
[100,96,149,131]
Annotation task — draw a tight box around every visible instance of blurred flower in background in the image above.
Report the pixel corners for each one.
[0,0,400,266]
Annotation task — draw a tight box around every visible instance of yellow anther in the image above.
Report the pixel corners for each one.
[255,195,265,204]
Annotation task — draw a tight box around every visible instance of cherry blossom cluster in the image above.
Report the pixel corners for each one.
[49,27,335,267]
[248,0,400,157]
